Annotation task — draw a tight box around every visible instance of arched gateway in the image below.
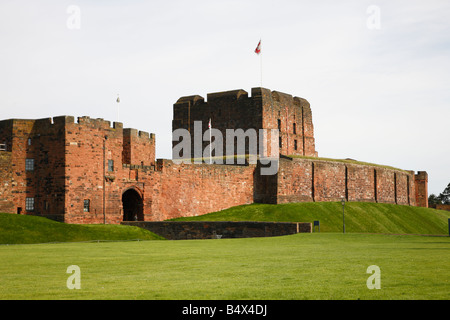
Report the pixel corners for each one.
[122,188,144,221]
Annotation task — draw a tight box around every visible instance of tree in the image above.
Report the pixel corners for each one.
[429,183,450,205]
[428,194,440,206]
[440,183,450,204]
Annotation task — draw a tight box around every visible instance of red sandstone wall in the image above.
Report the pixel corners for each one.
[415,171,428,208]
[150,160,255,221]
[276,158,313,203]
[347,164,376,202]
[274,158,417,206]
[375,168,396,204]
[313,161,346,202]
[123,129,155,166]
[63,116,121,223]
[259,88,316,157]
[0,151,14,213]
[436,204,450,211]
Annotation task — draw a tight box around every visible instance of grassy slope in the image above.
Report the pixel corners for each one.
[169,202,450,235]
[0,213,164,244]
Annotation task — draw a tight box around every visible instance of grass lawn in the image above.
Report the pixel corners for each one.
[0,213,164,244]
[0,233,448,300]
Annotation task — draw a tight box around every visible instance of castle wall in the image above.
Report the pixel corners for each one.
[257,88,316,157]
[123,128,155,167]
[347,164,376,202]
[63,116,124,223]
[273,158,417,206]
[313,160,347,202]
[276,158,313,204]
[415,171,428,208]
[150,159,255,221]
[0,118,67,217]
[0,151,14,213]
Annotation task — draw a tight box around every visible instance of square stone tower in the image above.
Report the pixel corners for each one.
[172,87,317,160]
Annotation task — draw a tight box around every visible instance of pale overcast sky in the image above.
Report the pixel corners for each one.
[1,0,449,195]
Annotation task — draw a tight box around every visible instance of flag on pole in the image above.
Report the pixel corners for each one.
[255,40,261,54]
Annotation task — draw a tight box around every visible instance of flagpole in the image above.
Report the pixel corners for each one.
[255,39,262,87]
[260,42,263,87]
[210,124,212,164]
[116,94,120,122]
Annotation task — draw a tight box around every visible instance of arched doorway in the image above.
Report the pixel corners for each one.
[122,188,143,221]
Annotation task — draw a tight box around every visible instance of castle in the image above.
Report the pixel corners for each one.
[0,88,429,224]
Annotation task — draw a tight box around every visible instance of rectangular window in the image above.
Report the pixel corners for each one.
[279,136,282,148]
[28,138,32,146]
[25,197,35,211]
[108,160,114,172]
[277,119,281,130]
[294,139,298,150]
[83,199,90,212]
[25,158,34,171]
[293,123,296,134]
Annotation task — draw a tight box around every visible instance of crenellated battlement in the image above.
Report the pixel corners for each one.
[76,116,123,130]
[123,128,155,141]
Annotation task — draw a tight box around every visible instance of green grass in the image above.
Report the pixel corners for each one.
[0,233,448,299]
[169,202,450,235]
[0,204,449,300]
[0,213,164,244]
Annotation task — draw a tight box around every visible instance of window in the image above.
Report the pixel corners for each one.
[279,136,282,148]
[294,140,298,150]
[44,200,49,211]
[83,200,90,212]
[277,119,281,130]
[293,123,296,134]
[108,160,114,172]
[27,138,31,146]
[25,158,34,171]
[25,197,35,211]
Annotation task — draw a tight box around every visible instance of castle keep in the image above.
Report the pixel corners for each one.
[172,87,316,158]
[0,88,429,224]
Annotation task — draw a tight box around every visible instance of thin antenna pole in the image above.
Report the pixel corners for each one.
[260,41,263,87]
[116,94,120,122]
[255,39,263,87]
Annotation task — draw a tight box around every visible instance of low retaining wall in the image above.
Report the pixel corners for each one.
[121,221,312,240]
[435,204,450,212]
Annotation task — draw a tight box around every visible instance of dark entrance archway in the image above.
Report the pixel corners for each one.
[122,188,144,221]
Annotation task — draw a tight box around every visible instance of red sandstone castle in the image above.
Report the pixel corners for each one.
[0,88,428,224]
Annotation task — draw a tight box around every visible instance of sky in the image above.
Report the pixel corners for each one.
[1,0,449,195]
